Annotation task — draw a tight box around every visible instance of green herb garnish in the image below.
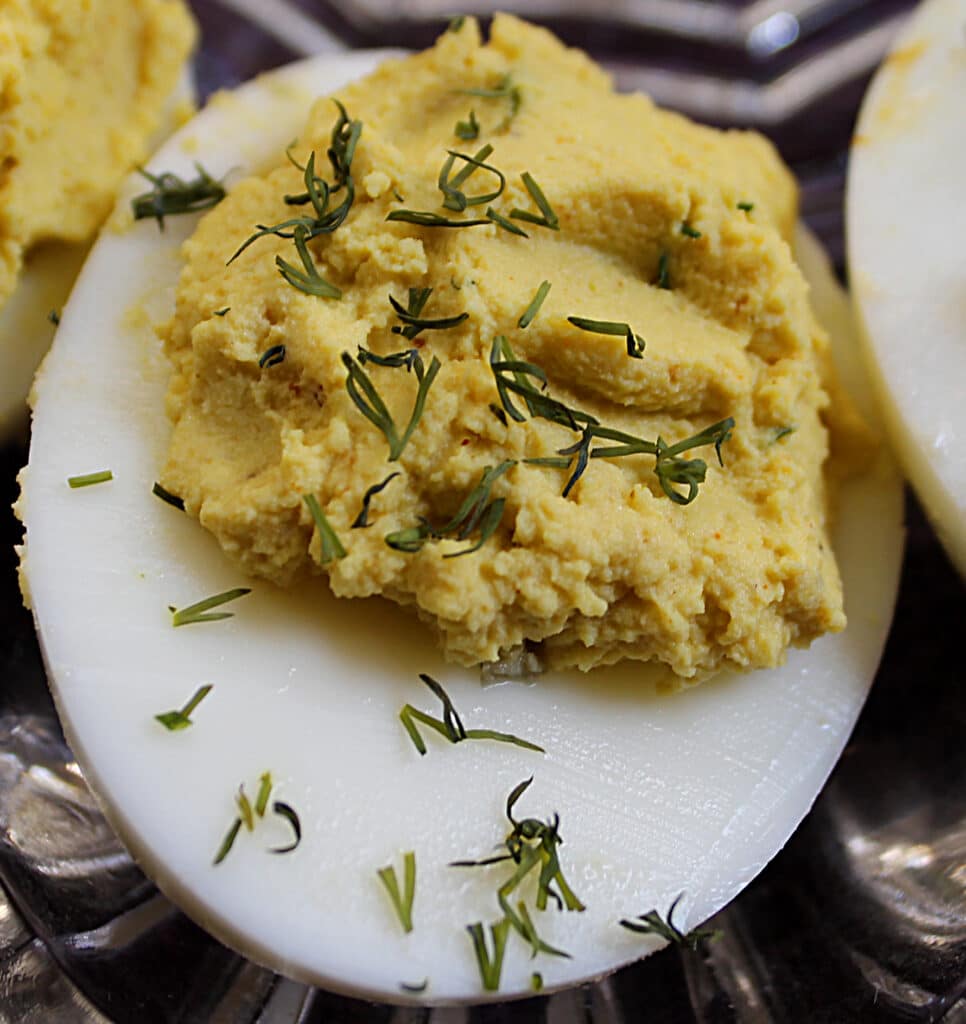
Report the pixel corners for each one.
[132,162,225,229]
[271,801,302,854]
[620,894,720,952]
[258,344,286,368]
[214,307,230,316]
[491,339,732,503]
[67,470,113,489]
[47,309,60,326]
[378,850,417,933]
[453,778,584,960]
[400,979,429,994]
[236,785,255,832]
[152,481,185,511]
[276,225,342,298]
[385,460,514,557]
[680,222,701,238]
[358,345,425,375]
[390,287,468,338]
[342,350,441,461]
[229,102,361,262]
[155,684,213,731]
[567,316,645,359]
[303,493,347,564]
[254,772,273,818]
[387,209,490,228]
[656,249,671,289]
[169,587,251,627]
[458,74,522,132]
[737,201,754,213]
[439,145,505,211]
[510,172,559,231]
[518,280,551,329]
[467,919,511,991]
[213,818,241,866]
[455,109,480,140]
[400,673,544,756]
[490,335,591,428]
[771,425,796,443]
[531,972,544,992]
[486,206,528,237]
[213,774,300,863]
[352,472,401,528]
[447,13,466,31]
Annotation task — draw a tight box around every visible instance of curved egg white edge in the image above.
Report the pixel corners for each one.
[19,52,904,1005]
[0,68,197,437]
[846,0,965,576]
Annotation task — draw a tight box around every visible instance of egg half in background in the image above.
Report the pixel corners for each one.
[847,0,966,577]
[18,54,903,1004]
[0,72,195,436]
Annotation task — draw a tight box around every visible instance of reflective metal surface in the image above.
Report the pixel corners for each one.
[2,1,964,1020]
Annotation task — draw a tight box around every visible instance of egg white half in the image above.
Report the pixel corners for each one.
[19,53,903,1005]
[0,70,195,437]
[847,0,966,576]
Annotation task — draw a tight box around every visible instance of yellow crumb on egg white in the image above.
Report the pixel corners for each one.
[159,15,873,683]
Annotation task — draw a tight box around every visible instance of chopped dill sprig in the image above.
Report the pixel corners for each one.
[258,344,286,368]
[228,102,361,263]
[399,673,544,756]
[567,315,645,359]
[47,309,60,326]
[620,894,720,952]
[531,972,544,992]
[169,587,251,627]
[271,801,302,854]
[439,145,505,211]
[387,209,490,228]
[486,206,528,237]
[447,13,466,32]
[303,493,347,564]
[455,109,480,140]
[680,222,701,239]
[453,777,584,961]
[67,470,113,489]
[152,481,185,511]
[400,979,429,994]
[352,472,401,529]
[132,162,225,229]
[771,425,796,444]
[213,774,301,863]
[510,172,559,231]
[276,225,342,298]
[236,785,255,832]
[342,350,442,461]
[358,345,425,376]
[657,250,671,289]
[254,772,273,818]
[457,74,522,132]
[385,460,514,557]
[214,307,230,316]
[490,335,592,428]
[737,201,754,213]
[213,819,241,866]
[518,280,551,329]
[467,918,511,991]
[155,684,212,731]
[378,851,417,933]
[390,287,468,339]
[490,338,733,503]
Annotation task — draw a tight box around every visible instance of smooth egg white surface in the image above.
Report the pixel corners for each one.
[20,53,904,1004]
[847,0,966,576]
[0,71,195,436]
